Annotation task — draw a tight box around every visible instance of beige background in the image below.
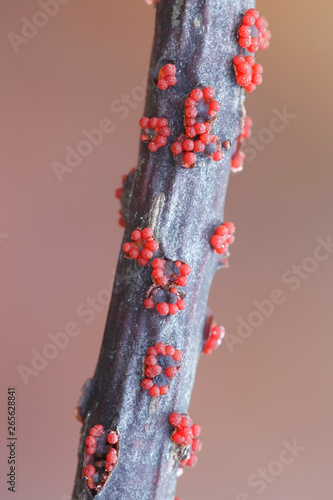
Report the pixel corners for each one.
[0,1,332,499]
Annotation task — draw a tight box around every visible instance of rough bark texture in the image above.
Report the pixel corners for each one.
[72,0,252,499]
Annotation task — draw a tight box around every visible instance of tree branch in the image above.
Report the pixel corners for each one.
[72,0,253,498]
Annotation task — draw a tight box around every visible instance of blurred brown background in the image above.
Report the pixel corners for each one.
[0,1,332,499]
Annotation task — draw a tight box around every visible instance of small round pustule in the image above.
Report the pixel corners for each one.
[209,100,221,112]
[165,345,175,356]
[168,303,179,315]
[213,150,223,162]
[252,73,263,86]
[106,450,118,465]
[185,97,196,107]
[85,435,96,447]
[129,247,140,259]
[169,412,182,426]
[185,126,196,138]
[192,438,202,453]
[185,106,198,118]
[122,242,131,253]
[155,135,167,147]
[145,355,157,366]
[146,239,159,252]
[142,378,153,390]
[171,141,183,155]
[147,346,158,356]
[160,385,169,395]
[191,423,201,437]
[216,225,228,236]
[141,248,153,261]
[177,275,188,287]
[211,234,223,248]
[194,140,205,153]
[185,117,196,126]
[139,117,149,128]
[148,141,158,152]
[157,79,168,90]
[131,229,141,241]
[179,416,191,428]
[149,385,160,397]
[148,117,157,128]
[89,424,104,437]
[145,364,162,378]
[183,152,196,166]
[186,454,198,467]
[202,86,215,100]
[166,75,177,87]
[200,132,212,145]
[190,88,203,101]
[245,82,256,92]
[152,344,164,356]
[179,426,192,439]
[83,465,96,478]
[173,349,183,361]
[177,299,186,310]
[172,432,185,444]
[194,122,206,134]
[183,139,194,151]
[144,297,155,309]
[180,263,191,275]
[165,366,178,378]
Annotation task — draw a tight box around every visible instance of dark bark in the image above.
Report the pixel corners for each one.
[72,0,252,499]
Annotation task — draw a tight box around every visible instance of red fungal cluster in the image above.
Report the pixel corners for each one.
[152,258,191,288]
[171,87,225,168]
[139,117,171,152]
[231,116,252,173]
[203,324,225,355]
[123,228,159,266]
[211,222,235,255]
[144,258,191,315]
[142,342,183,397]
[238,9,271,53]
[234,9,270,91]
[169,413,202,468]
[83,425,119,494]
[144,284,186,316]
[233,55,263,92]
[157,64,177,90]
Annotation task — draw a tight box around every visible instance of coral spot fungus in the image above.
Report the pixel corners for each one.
[157,64,177,89]
[171,87,226,168]
[123,228,159,266]
[82,425,119,495]
[144,284,186,316]
[203,324,225,354]
[152,258,191,288]
[169,413,202,468]
[144,258,190,316]
[233,55,263,92]
[211,222,235,255]
[142,343,183,397]
[238,9,271,53]
[139,117,171,151]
